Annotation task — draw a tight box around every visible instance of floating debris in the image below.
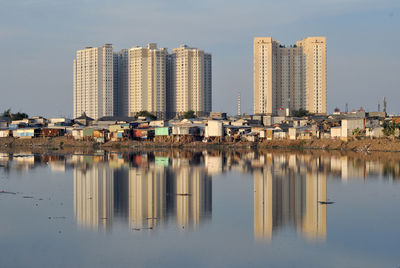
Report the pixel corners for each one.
[318,201,335,205]
[132,227,153,231]
[176,193,192,196]
[0,191,16,195]
[23,196,34,199]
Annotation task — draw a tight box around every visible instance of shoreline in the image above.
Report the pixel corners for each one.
[1,136,400,153]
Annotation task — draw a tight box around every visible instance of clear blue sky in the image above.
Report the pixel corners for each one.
[1,0,399,117]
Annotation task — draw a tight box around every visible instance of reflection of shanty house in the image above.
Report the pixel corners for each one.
[49,161,66,173]
[128,166,167,229]
[254,161,326,242]
[251,154,265,168]
[205,155,223,175]
[0,153,9,163]
[74,164,114,231]
[330,156,342,173]
[13,153,35,170]
[365,161,384,177]
[340,156,365,181]
[170,166,212,228]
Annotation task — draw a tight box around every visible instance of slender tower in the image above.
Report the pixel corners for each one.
[383,97,387,114]
[237,92,241,116]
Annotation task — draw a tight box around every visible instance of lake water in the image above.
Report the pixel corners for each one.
[0,150,399,268]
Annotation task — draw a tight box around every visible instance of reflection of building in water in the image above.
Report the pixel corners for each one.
[0,153,10,166]
[73,154,212,231]
[254,157,326,242]
[170,166,212,228]
[302,172,326,241]
[339,156,364,181]
[113,168,129,220]
[205,155,223,175]
[49,161,66,173]
[128,165,167,229]
[13,152,35,170]
[74,163,114,231]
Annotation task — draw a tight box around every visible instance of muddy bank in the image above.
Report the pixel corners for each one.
[1,136,400,153]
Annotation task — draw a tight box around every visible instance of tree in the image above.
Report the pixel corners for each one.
[382,121,397,136]
[1,109,11,118]
[136,111,156,120]
[182,110,196,119]
[12,112,29,120]
[292,108,312,117]
[1,109,28,120]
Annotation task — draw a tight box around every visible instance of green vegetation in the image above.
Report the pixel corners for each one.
[382,121,398,136]
[1,109,28,120]
[182,110,196,119]
[352,128,364,137]
[292,108,312,117]
[136,111,157,120]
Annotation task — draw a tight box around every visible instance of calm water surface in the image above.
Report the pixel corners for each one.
[0,150,399,268]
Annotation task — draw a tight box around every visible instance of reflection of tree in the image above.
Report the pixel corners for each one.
[383,164,400,180]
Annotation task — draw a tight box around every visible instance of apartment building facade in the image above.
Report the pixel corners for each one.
[128,44,168,119]
[73,44,114,120]
[168,45,212,118]
[113,49,129,117]
[254,37,326,115]
[74,43,211,120]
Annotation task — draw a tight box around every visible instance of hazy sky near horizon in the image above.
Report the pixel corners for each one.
[0,0,399,117]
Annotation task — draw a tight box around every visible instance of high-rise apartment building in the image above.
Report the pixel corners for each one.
[128,44,168,119]
[74,43,211,120]
[113,49,129,117]
[73,44,114,119]
[168,45,212,118]
[254,37,326,115]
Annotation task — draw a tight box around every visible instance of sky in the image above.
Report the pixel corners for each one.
[0,0,399,117]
